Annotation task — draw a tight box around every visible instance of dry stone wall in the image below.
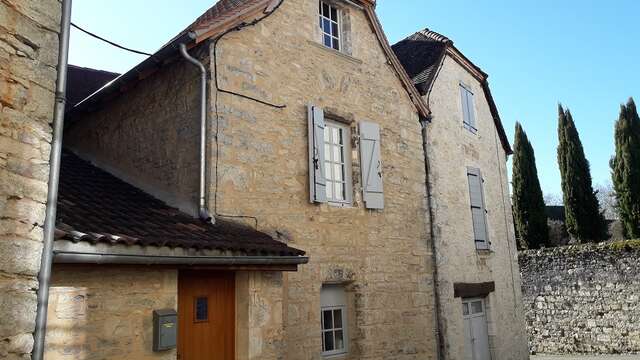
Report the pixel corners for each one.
[519,242,640,354]
[0,1,60,358]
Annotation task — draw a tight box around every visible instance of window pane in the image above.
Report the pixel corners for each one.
[326,180,334,199]
[331,7,338,21]
[324,143,331,161]
[332,38,340,51]
[322,2,329,17]
[462,303,469,316]
[323,18,331,34]
[324,331,334,351]
[332,127,340,143]
[335,330,344,350]
[195,297,208,322]
[334,182,344,200]
[333,145,343,163]
[325,162,332,179]
[334,163,343,181]
[333,309,343,328]
[471,301,483,314]
[331,22,339,37]
[323,310,333,329]
[324,34,332,47]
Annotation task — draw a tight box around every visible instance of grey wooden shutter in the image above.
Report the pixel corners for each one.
[467,167,489,249]
[359,121,383,209]
[460,84,476,130]
[308,105,327,203]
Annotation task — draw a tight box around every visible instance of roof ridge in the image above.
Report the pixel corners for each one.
[417,28,452,44]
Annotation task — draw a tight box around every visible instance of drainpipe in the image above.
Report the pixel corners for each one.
[32,0,72,359]
[420,116,445,360]
[179,43,213,223]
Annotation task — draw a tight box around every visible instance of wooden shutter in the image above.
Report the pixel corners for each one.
[460,84,476,130]
[467,167,489,249]
[308,105,327,203]
[359,121,384,209]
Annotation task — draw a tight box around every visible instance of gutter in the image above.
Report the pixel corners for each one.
[32,0,72,358]
[178,43,212,223]
[53,251,309,266]
[420,117,444,360]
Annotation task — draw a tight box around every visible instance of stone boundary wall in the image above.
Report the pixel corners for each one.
[0,1,60,358]
[519,241,640,354]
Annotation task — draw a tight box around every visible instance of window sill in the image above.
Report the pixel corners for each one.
[327,201,354,208]
[307,40,362,65]
[476,248,493,256]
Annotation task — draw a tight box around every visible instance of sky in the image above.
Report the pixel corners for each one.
[69,0,639,197]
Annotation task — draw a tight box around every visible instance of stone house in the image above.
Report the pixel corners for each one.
[0,1,61,358]
[44,0,441,359]
[393,30,529,359]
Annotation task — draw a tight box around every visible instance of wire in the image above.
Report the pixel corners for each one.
[211,0,287,229]
[71,22,152,56]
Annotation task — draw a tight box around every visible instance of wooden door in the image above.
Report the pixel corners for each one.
[178,271,235,360]
[462,298,491,360]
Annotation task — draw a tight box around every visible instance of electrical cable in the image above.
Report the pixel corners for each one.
[211,0,287,229]
[71,22,153,56]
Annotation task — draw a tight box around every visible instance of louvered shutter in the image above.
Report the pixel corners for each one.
[467,167,489,249]
[308,105,327,203]
[359,121,384,209]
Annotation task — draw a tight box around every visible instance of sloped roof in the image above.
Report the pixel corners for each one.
[70,0,429,120]
[392,28,512,154]
[66,65,119,107]
[55,150,305,257]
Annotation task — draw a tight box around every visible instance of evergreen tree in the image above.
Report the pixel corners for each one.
[512,122,549,249]
[557,104,607,242]
[611,98,640,239]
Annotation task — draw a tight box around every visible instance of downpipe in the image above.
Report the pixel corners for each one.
[32,0,72,358]
[420,116,445,360]
[179,43,213,223]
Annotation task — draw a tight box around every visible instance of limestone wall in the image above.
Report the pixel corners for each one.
[519,242,640,354]
[0,1,60,358]
[45,265,178,359]
[425,54,528,359]
[64,55,201,215]
[209,0,437,358]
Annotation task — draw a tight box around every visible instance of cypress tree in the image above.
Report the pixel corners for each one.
[611,98,640,239]
[512,122,549,249]
[557,104,607,242]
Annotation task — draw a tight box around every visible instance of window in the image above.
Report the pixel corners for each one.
[467,167,489,250]
[320,285,348,356]
[324,120,351,204]
[460,83,476,132]
[319,1,341,51]
[194,296,208,322]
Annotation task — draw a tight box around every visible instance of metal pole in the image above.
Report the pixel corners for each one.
[32,0,72,358]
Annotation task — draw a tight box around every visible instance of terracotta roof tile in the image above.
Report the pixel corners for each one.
[56,150,305,256]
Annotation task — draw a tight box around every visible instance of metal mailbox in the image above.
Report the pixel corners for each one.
[153,309,177,351]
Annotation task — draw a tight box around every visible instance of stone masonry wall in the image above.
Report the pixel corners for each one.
[519,242,640,354]
[210,1,437,358]
[426,54,528,359]
[0,1,60,358]
[65,55,201,215]
[45,265,178,360]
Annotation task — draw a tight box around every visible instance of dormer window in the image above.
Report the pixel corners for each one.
[319,1,341,51]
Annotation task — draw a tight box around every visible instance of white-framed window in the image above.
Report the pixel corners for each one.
[321,285,348,357]
[460,82,477,132]
[324,120,352,204]
[319,1,341,51]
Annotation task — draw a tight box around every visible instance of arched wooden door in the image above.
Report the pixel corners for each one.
[178,271,235,360]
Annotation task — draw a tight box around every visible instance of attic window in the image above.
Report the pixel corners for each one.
[319,1,341,51]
